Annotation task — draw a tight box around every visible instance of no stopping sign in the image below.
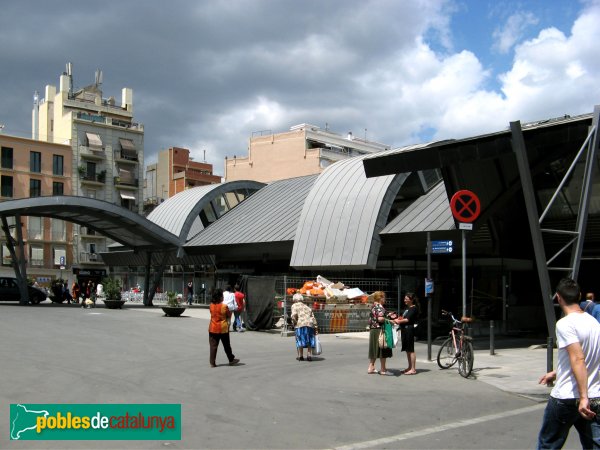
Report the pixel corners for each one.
[450,190,481,223]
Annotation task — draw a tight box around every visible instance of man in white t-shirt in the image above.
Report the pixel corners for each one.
[537,278,600,449]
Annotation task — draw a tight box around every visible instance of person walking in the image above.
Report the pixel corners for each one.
[537,278,600,449]
[223,285,237,330]
[208,288,240,368]
[398,292,420,375]
[187,280,194,306]
[367,291,400,375]
[71,281,80,304]
[290,293,318,361]
[233,284,245,332]
[580,292,600,323]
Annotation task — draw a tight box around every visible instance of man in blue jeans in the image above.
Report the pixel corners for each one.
[537,278,600,449]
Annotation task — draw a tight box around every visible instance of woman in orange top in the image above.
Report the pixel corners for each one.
[209,288,240,368]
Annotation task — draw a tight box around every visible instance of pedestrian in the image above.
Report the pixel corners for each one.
[537,277,600,449]
[223,285,237,329]
[398,292,420,375]
[290,293,318,361]
[71,281,80,304]
[187,280,194,306]
[580,292,600,323]
[367,291,400,375]
[233,284,245,332]
[208,288,240,368]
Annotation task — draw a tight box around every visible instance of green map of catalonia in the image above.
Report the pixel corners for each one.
[10,404,49,440]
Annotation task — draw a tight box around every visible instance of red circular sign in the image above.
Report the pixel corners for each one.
[450,190,481,223]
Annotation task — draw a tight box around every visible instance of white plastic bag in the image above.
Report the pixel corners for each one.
[312,334,322,355]
[392,324,399,348]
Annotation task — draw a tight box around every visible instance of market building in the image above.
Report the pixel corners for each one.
[1,108,598,335]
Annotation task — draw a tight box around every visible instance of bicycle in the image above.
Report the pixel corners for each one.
[436,310,474,378]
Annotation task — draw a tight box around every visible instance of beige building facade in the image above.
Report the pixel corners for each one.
[33,64,144,281]
[0,134,73,285]
[225,123,390,183]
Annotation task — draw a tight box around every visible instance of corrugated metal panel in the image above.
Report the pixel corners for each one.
[147,181,265,241]
[290,156,406,269]
[381,181,455,234]
[186,175,318,247]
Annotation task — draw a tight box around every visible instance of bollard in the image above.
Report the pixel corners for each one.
[546,336,554,387]
[490,320,495,355]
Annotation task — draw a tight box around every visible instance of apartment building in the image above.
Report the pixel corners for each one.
[144,147,220,214]
[0,134,73,284]
[33,64,144,278]
[224,123,390,183]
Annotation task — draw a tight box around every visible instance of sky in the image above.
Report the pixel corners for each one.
[1,0,599,176]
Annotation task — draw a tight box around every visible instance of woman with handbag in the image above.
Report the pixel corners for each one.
[398,292,420,375]
[291,293,318,361]
[368,291,400,375]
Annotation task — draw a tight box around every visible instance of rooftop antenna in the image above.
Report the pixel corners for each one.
[203,149,206,162]
[95,69,103,87]
[66,62,73,94]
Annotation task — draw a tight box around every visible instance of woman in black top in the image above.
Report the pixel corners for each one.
[398,292,420,375]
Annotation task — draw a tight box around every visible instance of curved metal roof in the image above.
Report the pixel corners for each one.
[147,180,265,242]
[290,155,408,270]
[186,175,318,248]
[0,196,180,250]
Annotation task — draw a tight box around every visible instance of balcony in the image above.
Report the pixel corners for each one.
[114,176,138,188]
[80,173,106,186]
[79,145,105,161]
[79,252,103,264]
[114,150,139,164]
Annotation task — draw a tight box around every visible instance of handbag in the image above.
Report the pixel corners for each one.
[312,334,322,356]
[378,327,388,349]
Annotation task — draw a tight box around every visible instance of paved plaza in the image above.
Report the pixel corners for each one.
[0,302,584,449]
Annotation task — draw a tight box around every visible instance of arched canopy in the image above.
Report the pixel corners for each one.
[147,180,264,243]
[0,196,180,251]
[290,155,410,270]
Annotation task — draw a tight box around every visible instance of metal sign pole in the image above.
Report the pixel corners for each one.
[462,229,467,318]
[427,232,432,361]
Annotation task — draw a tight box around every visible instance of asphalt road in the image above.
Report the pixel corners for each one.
[0,302,583,450]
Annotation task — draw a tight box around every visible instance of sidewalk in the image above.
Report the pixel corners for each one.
[131,304,554,400]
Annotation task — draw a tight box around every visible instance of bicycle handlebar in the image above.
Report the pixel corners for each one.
[441,310,465,326]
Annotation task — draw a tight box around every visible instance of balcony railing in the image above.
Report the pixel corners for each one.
[79,252,102,263]
[80,173,106,184]
[114,177,138,187]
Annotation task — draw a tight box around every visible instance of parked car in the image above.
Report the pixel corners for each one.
[0,277,47,304]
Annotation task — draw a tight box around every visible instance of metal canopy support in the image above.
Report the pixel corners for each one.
[510,121,556,338]
[1,215,30,304]
[570,106,600,279]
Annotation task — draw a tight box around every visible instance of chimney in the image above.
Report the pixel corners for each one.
[347,131,353,141]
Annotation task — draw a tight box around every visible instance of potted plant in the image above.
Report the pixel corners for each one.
[101,277,126,309]
[78,166,86,176]
[97,170,106,183]
[161,291,186,317]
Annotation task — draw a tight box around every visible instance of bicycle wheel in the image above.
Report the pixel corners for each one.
[437,337,458,369]
[458,340,474,378]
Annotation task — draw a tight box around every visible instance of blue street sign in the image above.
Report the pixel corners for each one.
[431,240,453,254]
[59,256,66,265]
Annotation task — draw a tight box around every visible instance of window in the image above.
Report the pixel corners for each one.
[1,147,13,169]
[2,244,12,266]
[28,217,43,240]
[53,155,64,176]
[53,247,66,266]
[1,176,13,197]
[52,182,64,196]
[30,179,41,197]
[30,151,41,173]
[30,246,44,266]
[52,219,66,241]
[86,161,96,178]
